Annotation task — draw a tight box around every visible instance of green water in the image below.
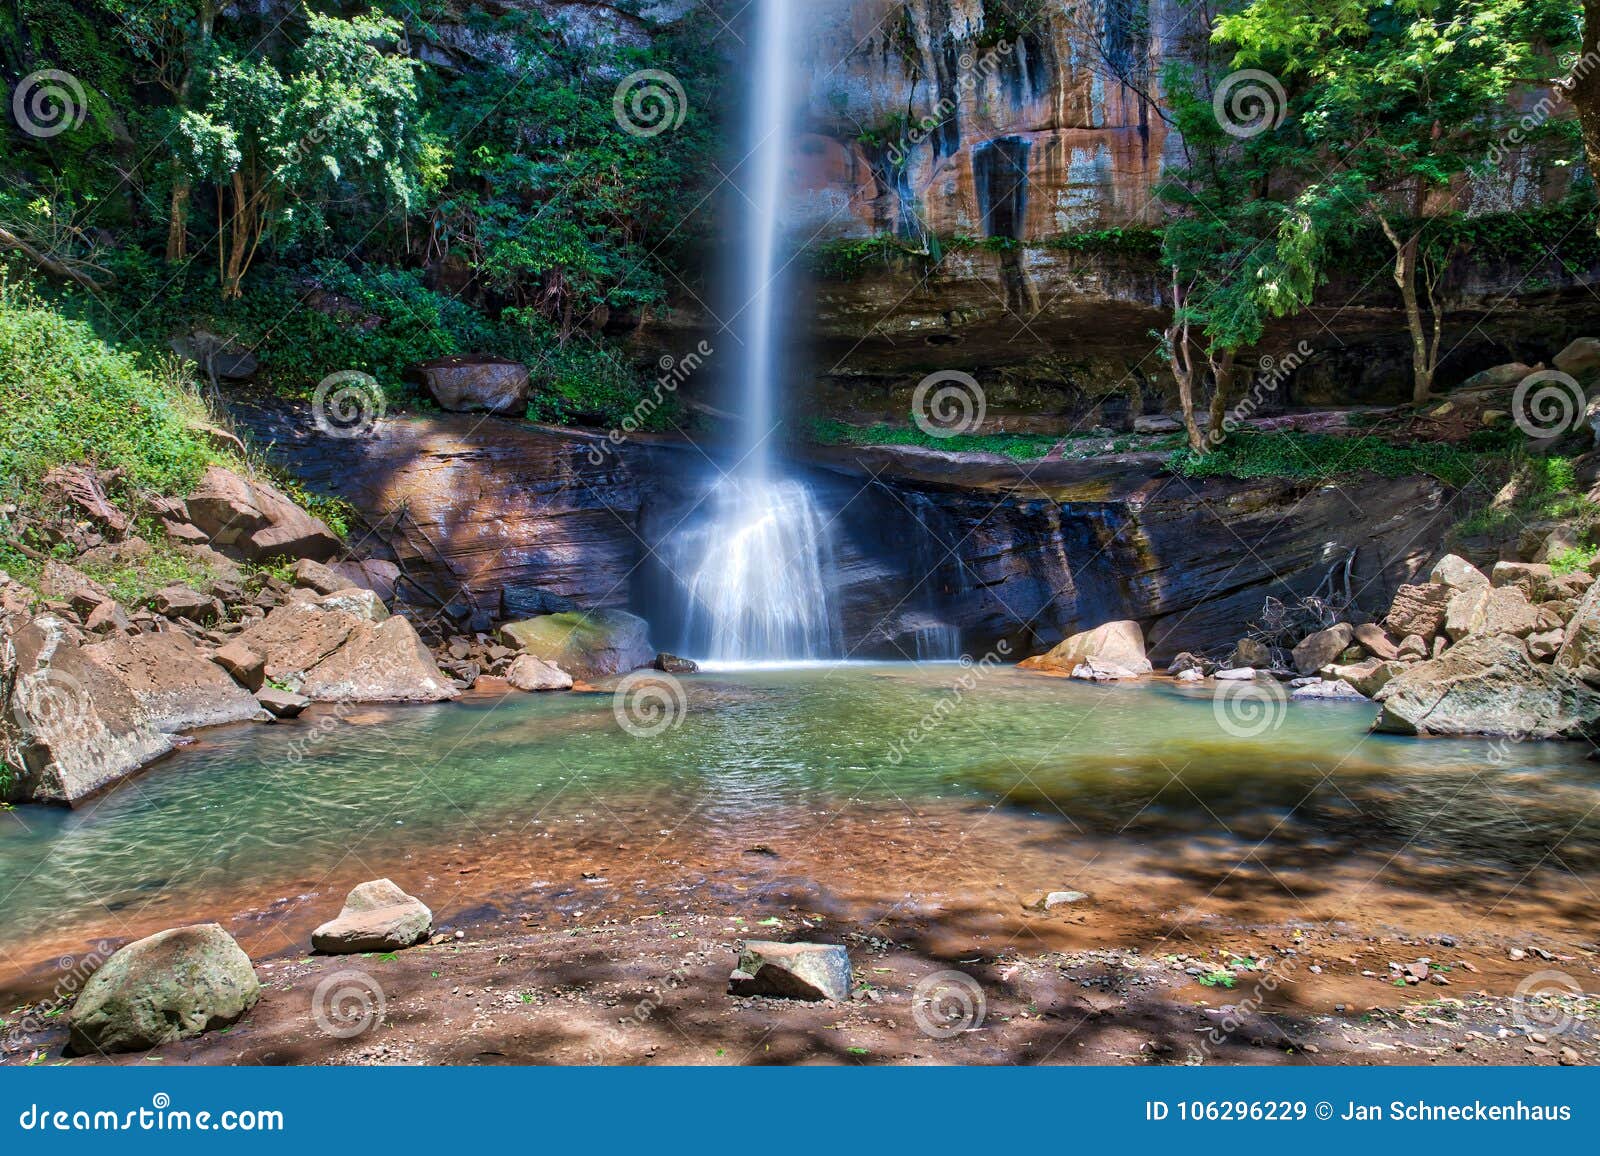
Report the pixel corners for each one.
[1,665,1596,960]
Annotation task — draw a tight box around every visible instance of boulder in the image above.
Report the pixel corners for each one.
[1292,623,1353,676]
[152,584,222,625]
[415,356,530,415]
[1398,633,1429,660]
[1213,667,1256,681]
[82,631,259,733]
[182,465,340,562]
[1291,679,1366,700]
[1374,634,1600,739]
[235,601,358,682]
[291,558,357,596]
[68,924,259,1054]
[1453,362,1536,394]
[1175,667,1204,682]
[84,600,131,635]
[1229,638,1272,668]
[1166,652,1210,676]
[299,617,459,703]
[504,654,574,692]
[1020,620,1151,676]
[728,941,851,1002]
[1070,659,1141,681]
[1133,414,1182,434]
[653,652,699,675]
[497,610,653,679]
[330,560,401,603]
[1554,337,1600,378]
[213,641,266,692]
[255,687,310,718]
[1528,630,1564,661]
[1555,581,1600,683]
[3,615,175,805]
[1444,584,1541,642]
[1491,561,1557,602]
[311,879,432,953]
[39,562,112,615]
[1385,583,1452,639]
[314,588,389,622]
[1352,622,1400,661]
[1429,554,1489,592]
[1321,657,1405,698]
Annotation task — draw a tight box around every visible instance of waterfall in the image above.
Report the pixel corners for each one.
[668,0,841,667]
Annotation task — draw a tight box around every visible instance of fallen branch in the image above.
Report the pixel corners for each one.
[0,224,112,293]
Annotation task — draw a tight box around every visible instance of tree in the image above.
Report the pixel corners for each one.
[1219,0,1579,404]
[169,9,421,299]
[1572,2,1600,234]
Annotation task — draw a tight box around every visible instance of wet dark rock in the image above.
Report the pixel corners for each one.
[653,652,699,674]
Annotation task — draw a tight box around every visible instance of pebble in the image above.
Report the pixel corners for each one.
[1559,1047,1581,1066]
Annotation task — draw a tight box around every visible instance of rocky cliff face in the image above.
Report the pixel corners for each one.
[235,401,1459,661]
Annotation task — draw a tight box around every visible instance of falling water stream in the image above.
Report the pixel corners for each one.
[668,0,843,667]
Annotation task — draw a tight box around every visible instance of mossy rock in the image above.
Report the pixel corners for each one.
[497,610,653,679]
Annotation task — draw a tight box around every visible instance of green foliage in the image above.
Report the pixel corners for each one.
[1452,453,1600,541]
[0,282,214,504]
[1168,430,1507,487]
[801,418,1183,461]
[1548,545,1599,576]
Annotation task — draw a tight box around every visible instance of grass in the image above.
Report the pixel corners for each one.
[1169,429,1515,488]
[1453,454,1600,543]
[802,418,1178,461]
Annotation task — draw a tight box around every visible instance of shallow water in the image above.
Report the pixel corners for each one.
[1,665,1596,974]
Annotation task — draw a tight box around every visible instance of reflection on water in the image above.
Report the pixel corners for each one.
[1,665,1596,957]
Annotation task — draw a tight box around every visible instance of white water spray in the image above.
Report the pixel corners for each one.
[669,0,842,666]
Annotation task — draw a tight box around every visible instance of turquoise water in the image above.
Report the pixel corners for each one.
[1,665,1595,965]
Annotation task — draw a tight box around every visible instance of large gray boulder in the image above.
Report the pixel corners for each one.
[1443,584,1541,642]
[1555,581,1600,683]
[1374,634,1600,739]
[1020,620,1152,676]
[69,924,260,1054]
[312,879,432,953]
[505,654,574,691]
[1429,554,1489,592]
[234,600,357,682]
[498,610,653,679]
[1292,623,1353,676]
[3,615,174,805]
[415,356,530,415]
[298,617,458,703]
[728,941,851,1002]
[1384,583,1452,640]
[82,631,259,733]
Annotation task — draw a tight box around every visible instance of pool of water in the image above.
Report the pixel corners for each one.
[2,665,1596,975]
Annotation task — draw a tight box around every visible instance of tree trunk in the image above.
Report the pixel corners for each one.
[1207,350,1238,446]
[165,181,190,262]
[1167,270,1205,453]
[1382,218,1433,404]
[1575,2,1600,235]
